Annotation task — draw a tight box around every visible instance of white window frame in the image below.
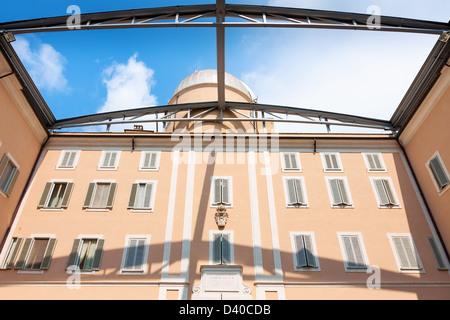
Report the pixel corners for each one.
[363,153,387,172]
[129,180,157,212]
[39,179,74,211]
[426,151,450,195]
[388,233,424,273]
[337,232,370,272]
[369,177,401,209]
[289,232,320,272]
[17,234,57,274]
[84,180,117,211]
[320,152,344,172]
[56,150,81,170]
[97,151,121,171]
[209,230,234,265]
[139,151,161,171]
[120,235,151,275]
[0,152,20,198]
[72,234,105,274]
[280,152,302,172]
[282,176,309,208]
[210,176,233,207]
[325,177,354,208]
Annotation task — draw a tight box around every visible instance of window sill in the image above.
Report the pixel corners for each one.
[85,208,110,212]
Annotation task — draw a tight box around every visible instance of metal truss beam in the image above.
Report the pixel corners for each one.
[49,101,394,132]
[0,4,448,35]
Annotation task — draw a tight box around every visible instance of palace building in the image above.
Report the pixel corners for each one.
[0,3,449,300]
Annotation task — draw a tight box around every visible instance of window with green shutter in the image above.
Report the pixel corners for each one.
[372,178,399,207]
[285,177,307,207]
[38,182,74,209]
[128,182,155,210]
[211,177,232,206]
[211,232,232,265]
[428,154,450,192]
[12,237,57,271]
[328,178,352,207]
[364,153,386,172]
[293,233,318,269]
[83,182,117,210]
[66,238,105,272]
[281,152,301,171]
[389,234,422,271]
[0,154,20,197]
[98,151,120,170]
[121,237,150,273]
[57,151,80,169]
[140,152,159,170]
[339,233,368,271]
[322,153,343,172]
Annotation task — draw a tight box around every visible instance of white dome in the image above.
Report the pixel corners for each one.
[173,69,256,101]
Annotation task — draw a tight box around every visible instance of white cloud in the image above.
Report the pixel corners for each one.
[97,54,158,132]
[13,37,68,92]
[98,53,157,113]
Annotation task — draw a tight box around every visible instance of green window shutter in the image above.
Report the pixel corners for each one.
[2,238,23,269]
[222,179,230,204]
[303,234,316,267]
[143,183,153,209]
[286,179,297,205]
[393,236,420,270]
[221,233,231,265]
[213,178,222,204]
[428,237,448,270]
[14,238,33,270]
[283,153,291,169]
[374,179,389,206]
[40,238,57,270]
[294,235,307,268]
[0,154,8,177]
[294,179,305,205]
[330,179,342,205]
[5,168,19,197]
[128,183,138,209]
[83,183,96,208]
[102,152,111,167]
[338,179,350,205]
[91,239,105,271]
[429,157,450,190]
[343,236,366,269]
[38,182,53,208]
[61,183,74,208]
[383,180,398,205]
[66,239,81,270]
[106,183,117,209]
[149,152,157,168]
[212,233,222,264]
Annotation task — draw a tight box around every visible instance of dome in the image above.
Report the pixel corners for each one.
[172,69,256,102]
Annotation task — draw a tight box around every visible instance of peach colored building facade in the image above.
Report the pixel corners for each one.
[0,43,50,252]
[0,65,449,300]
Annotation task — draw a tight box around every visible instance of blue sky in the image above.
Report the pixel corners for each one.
[1,0,449,132]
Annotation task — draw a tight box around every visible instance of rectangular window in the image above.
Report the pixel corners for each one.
[322,153,343,172]
[12,237,57,271]
[139,151,160,170]
[389,234,423,272]
[84,182,117,209]
[327,178,353,207]
[57,150,80,169]
[338,233,368,271]
[428,237,448,270]
[1,238,23,270]
[128,182,156,210]
[0,154,20,197]
[211,177,232,206]
[38,182,74,209]
[211,231,233,265]
[284,177,308,207]
[428,153,450,192]
[121,236,150,274]
[281,152,301,172]
[98,151,120,170]
[371,178,400,208]
[364,153,386,172]
[291,232,319,270]
[66,238,105,272]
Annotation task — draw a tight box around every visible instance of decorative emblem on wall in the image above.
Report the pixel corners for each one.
[215,205,229,228]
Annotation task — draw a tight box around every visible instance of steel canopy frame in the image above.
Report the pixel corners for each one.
[49,101,394,132]
[1,1,448,133]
